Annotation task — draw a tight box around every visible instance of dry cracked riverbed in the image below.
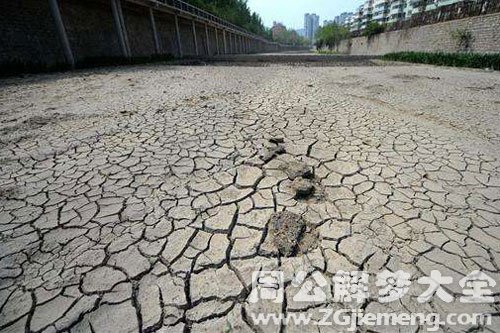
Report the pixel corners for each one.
[0,59,500,332]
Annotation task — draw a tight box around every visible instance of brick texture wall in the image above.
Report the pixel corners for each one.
[155,12,179,57]
[216,30,224,54]
[207,26,217,56]
[0,0,65,69]
[122,3,155,58]
[178,17,196,56]
[228,33,235,54]
[339,12,500,55]
[195,22,207,56]
[60,0,122,62]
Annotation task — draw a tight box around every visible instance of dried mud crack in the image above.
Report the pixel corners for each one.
[0,62,499,332]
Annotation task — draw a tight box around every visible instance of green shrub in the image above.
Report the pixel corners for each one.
[363,22,386,38]
[451,29,475,52]
[382,52,500,70]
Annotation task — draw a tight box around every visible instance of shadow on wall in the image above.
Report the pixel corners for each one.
[0,55,176,77]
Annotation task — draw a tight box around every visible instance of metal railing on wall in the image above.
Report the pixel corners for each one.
[349,0,500,36]
[150,0,272,43]
[388,0,500,32]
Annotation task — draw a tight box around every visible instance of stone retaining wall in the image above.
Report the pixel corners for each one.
[338,12,500,55]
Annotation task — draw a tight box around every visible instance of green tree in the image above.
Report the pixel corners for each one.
[184,0,269,37]
[315,23,350,49]
[272,28,309,46]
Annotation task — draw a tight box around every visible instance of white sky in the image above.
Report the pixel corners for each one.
[246,0,365,30]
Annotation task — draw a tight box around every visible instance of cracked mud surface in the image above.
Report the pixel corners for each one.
[0,62,500,332]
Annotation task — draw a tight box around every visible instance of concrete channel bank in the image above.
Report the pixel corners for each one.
[1,0,297,72]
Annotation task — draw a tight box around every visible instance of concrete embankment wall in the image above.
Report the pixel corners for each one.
[338,12,500,55]
[0,0,300,73]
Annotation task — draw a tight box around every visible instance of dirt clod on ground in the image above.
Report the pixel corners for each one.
[269,137,284,144]
[259,144,286,162]
[269,211,319,257]
[291,178,315,199]
[283,161,314,180]
[270,211,306,256]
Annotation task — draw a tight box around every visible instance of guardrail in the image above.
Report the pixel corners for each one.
[391,0,500,30]
[150,0,272,43]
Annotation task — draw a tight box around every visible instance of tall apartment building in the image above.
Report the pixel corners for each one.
[361,0,374,30]
[388,0,408,24]
[373,0,390,24]
[304,13,320,40]
[350,5,364,32]
[349,0,464,32]
[334,12,354,26]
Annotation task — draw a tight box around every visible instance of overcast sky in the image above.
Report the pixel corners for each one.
[246,0,364,30]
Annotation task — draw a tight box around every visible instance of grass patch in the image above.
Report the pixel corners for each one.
[382,52,500,70]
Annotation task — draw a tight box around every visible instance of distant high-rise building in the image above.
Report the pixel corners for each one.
[296,28,306,37]
[304,13,320,41]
